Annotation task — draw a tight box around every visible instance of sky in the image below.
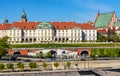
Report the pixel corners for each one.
[0,0,119,23]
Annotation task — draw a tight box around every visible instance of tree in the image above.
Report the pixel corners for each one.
[36,51,44,58]
[66,61,71,69]
[113,33,120,42]
[6,63,14,71]
[0,64,5,72]
[54,62,59,69]
[17,62,24,71]
[29,62,38,70]
[97,33,108,42]
[42,62,48,70]
[46,51,52,58]
[0,46,6,58]
[0,36,10,58]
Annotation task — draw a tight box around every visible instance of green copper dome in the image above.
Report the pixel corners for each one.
[37,22,53,29]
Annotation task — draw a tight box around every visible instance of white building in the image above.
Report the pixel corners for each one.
[0,11,97,44]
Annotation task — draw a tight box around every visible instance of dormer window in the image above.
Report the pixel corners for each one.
[32,26,34,28]
[64,26,66,28]
[23,26,26,28]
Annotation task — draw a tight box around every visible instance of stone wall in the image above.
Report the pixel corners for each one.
[0,70,81,76]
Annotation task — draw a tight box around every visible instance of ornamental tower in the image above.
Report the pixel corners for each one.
[20,9,27,22]
[4,17,9,24]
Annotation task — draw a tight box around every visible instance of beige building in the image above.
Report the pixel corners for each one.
[0,11,97,44]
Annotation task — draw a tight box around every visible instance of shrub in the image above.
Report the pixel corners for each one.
[6,63,14,71]
[17,62,24,71]
[42,62,48,70]
[0,64,5,71]
[54,62,59,69]
[66,61,71,69]
[29,62,38,69]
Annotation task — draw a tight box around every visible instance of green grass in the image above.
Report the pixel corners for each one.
[91,48,120,57]
[10,43,117,48]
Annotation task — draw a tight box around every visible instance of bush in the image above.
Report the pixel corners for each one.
[42,62,48,70]
[29,62,38,69]
[66,61,71,69]
[54,62,59,69]
[17,62,24,71]
[6,63,14,70]
[0,64,5,71]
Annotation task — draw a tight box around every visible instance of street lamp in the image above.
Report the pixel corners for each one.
[95,54,98,60]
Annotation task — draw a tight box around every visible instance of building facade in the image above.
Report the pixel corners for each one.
[0,11,97,44]
[94,11,120,36]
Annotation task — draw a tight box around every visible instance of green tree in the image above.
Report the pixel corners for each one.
[0,64,5,72]
[113,33,120,42]
[6,63,14,71]
[29,62,38,70]
[42,62,48,70]
[66,61,71,69]
[45,51,52,58]
[36,51,44,58]
[97,33,108,42]
[54,62,59,69]
[97,33,104,42]
[0,36,10,58]
[17,62,24,71]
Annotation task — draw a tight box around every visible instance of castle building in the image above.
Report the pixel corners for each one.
[0,10,97,44]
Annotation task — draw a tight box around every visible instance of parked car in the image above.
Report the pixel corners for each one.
[24,59,31,62]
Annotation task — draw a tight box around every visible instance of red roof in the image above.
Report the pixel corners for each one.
[7,50,28,56]
[114,27,120,31]
[97,29,107,33]
[0,22,40,30]
[0,21,96,30]
[0,24,11,30]
[116,27,120,31]
[77,22,95,29]
[29,50,38,53]
[12,22,40,30]
[50,22,76,29]
[7,50,16,55]
[20,50,28,56]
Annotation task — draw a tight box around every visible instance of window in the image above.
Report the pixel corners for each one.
[23,26,26,28]
[89,33,91,36]
[64,26,66,28]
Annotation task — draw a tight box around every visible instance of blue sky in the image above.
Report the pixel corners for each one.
[0,0,119,23]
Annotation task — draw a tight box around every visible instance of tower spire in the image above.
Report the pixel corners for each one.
[98,10,100,15]
[20,9,27,22]
[4,17,9,24]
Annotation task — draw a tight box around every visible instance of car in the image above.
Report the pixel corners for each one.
[24,59,31,62]
[80,58,87,61]
[36,60,43,62]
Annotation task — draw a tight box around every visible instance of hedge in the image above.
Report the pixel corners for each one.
[11,43,117,48]
[91,48,120,57]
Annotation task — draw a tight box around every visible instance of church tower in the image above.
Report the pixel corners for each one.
[4,17,9,24]
[20,9,27,22]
